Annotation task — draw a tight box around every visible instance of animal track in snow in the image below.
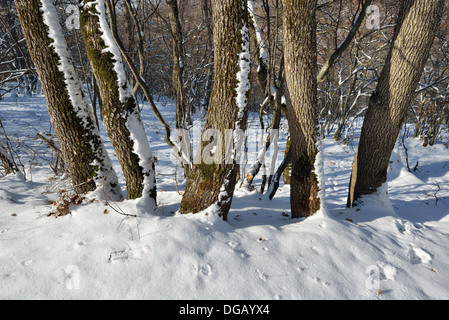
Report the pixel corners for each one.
[408,245,432,264]
[377,261,397,281]
[312,276,330,287]
[200,264,212,276]
[226,241,250,258]
[393,220,433,266]
[255,269,267,281]
[226,241,238,249]
[22,259,32,266]
[395,219,415,235]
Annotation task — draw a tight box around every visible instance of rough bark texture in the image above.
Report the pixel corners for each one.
[283,136,291,185]
[200,0,214,114]
[179,0,249,221]
[282,0,320,218]
[167,0,188,129]
[0,144,16,175]
[80,1,153,201]
[347,0,444,207]
[14,0,118,196]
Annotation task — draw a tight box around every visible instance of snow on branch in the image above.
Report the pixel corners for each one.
[248,0,268,68]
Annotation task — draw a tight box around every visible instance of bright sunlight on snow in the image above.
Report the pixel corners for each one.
[1,94,448,300]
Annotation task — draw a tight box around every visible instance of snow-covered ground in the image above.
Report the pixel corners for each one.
[1,94,448,300]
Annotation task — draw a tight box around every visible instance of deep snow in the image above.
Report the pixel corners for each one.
[1,94,448,300]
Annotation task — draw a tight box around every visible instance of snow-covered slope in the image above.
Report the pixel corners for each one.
[1,95,448,299]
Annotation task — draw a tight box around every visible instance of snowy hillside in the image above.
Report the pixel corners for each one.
[1,95,448,300]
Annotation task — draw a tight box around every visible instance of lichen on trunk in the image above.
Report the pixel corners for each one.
[179,0,250,221]
[14,0,121,198]
[80,0,156,207]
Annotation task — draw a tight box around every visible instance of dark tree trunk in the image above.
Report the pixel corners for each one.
[14,0,121,199]
[200,0,214,114]
[80,1,156,204]
[282,0,320,218]
[347,0,445,207]
[166,0,189,128]
[0,144,16,175]
[179,0,250,221]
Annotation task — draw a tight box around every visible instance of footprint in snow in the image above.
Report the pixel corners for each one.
[200,264,212,276]
[312,276,330,287]
[227,241,239,249]
[22,259,32,266]
[226,241,250,259]
[395,219,415,235]
[377,261,397,281]
[256,269,267,281]
[408,245,432,264]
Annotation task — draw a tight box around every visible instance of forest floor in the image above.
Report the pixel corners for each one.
[1,94,449,300]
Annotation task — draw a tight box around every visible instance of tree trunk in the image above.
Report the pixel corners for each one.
[91,75,101,128]
[200,0,214,116]
[166,0,189,129]
[244,2,286,190]
[14,0,122,199]
[0,143,16,175]
[80,0,156,205]
[179,0,250,221]
[282,0,320,218]
[347,0,444,207]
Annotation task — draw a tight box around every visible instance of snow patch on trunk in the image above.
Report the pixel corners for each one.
[40,0,122,200]
[126,111,157,211]
[40,0,90,127]
[248,0,268,67]
[92,0,156,209]
[93,0,134,103]
[313,137,327,219]
[213,1,251,218]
